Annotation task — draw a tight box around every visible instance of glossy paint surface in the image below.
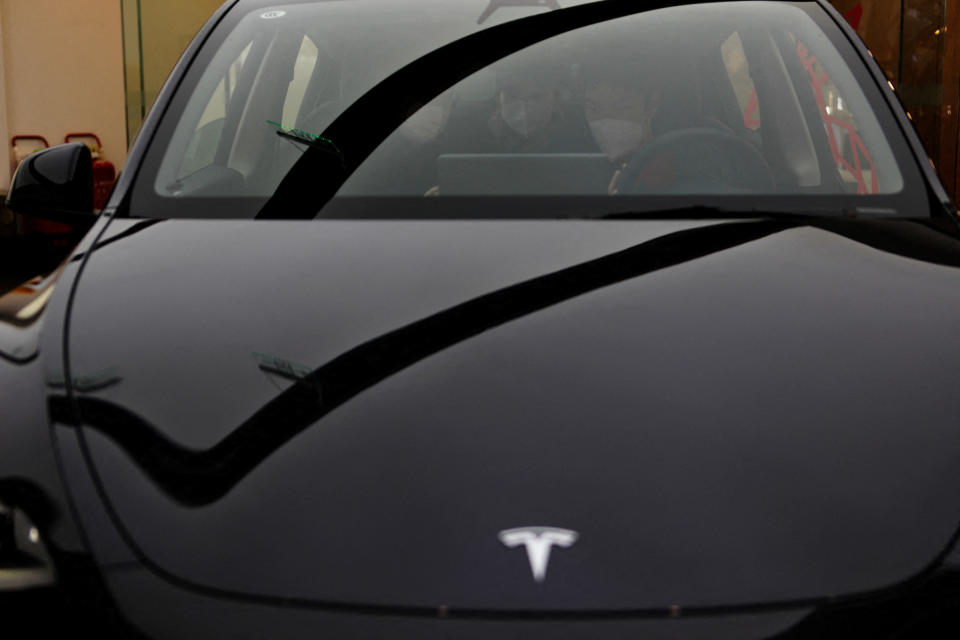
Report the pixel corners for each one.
[0,220,114,558]
[61,215,960,612]
[103,564,811,639]
[6,143,94,217]
[5,0,960,632]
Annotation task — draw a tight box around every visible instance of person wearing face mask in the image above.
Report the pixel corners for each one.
[584,71,673,195]
[490,79,558,151]
[584,56,747,195]
[466,63,593,154]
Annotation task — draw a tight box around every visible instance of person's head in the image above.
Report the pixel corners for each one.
[583,65,663,162]
[493,58,563,138]
[497,81,556,138]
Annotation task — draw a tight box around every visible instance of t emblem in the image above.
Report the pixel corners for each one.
[498,526,579,583]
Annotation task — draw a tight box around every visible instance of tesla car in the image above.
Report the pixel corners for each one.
[4,0,960,636]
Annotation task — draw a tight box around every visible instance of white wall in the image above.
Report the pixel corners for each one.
[0,0,127,192]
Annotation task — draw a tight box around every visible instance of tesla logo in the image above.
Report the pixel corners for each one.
[498,527,578,583]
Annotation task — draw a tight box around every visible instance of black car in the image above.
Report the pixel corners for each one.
[4,0,960,636]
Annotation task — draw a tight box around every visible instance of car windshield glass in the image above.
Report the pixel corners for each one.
[133,0,928,219]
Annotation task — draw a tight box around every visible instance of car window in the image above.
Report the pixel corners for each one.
[281,36,319,129]
[135,1,927,219]
[795,36,883,194]
[178,42,253,179]
[338,4,903,198]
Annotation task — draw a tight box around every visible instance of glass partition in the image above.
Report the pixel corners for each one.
[121,0,224,145]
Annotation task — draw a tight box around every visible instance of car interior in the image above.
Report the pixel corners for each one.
[154,3,904,206]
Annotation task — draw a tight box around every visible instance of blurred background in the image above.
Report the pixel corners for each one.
[0,0,222,293]
[0,0,220,194]
[0,0,957,209]
[831,0,960,201]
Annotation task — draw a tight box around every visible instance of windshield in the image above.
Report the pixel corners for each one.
[130,0,928,219]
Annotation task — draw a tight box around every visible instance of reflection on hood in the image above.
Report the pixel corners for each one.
[54,218,801,506]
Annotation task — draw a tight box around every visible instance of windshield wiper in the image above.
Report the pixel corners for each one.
[268,121,344,166]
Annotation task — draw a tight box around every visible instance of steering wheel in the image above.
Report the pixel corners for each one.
[616,127,775,195]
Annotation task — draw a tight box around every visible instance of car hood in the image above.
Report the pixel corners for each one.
[59,215,960,613]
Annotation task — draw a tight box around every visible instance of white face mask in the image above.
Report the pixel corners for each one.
[500,99,553,138]
[397,104,447,143]
[588,118,649,161]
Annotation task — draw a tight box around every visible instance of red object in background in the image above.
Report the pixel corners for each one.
[797,39,878,194]
[743,89,761,129]
[65,132,117,210]
[844,4,863,30]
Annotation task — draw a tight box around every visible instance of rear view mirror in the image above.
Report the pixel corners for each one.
[5,143,95,220]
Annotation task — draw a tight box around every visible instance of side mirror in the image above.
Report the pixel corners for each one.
[5,143,95,220]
